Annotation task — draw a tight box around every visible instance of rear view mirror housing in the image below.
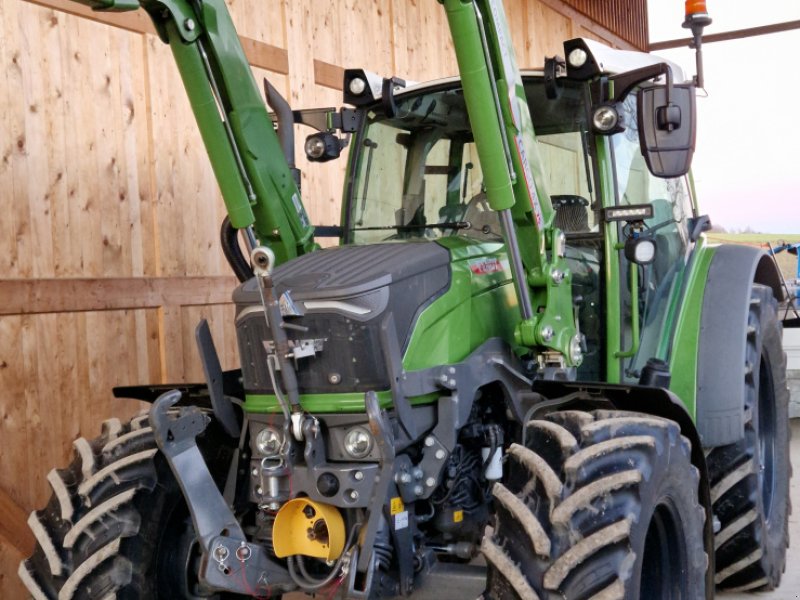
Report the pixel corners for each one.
[637,82,697,178]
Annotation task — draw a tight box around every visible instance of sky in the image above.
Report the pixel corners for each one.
[647,0,800,234]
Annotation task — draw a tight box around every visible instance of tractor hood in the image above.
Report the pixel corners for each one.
[233,242,451,395]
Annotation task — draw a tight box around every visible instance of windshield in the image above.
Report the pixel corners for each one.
[345,78,597,244]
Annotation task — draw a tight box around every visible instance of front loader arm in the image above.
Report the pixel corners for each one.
[72,0,317,265]
[441,0,581,367]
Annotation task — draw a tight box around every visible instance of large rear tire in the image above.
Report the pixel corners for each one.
[484,409,707,599]
[18,411,238,599]
[705,284,791,591]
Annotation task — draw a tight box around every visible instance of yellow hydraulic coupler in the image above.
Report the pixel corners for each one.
[272,498,346,560]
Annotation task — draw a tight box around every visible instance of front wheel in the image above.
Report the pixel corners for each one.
[18,412,239,599]
[485,409,707,599]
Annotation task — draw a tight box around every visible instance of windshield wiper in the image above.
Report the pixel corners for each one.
[351,221,471,232]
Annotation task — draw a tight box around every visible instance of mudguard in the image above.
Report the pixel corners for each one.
[696,244,783,448]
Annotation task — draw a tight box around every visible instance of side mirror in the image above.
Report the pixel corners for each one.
[637,83,696,178]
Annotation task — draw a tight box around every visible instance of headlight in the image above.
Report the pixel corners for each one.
[343,426,373,459]
[348,77,367,96]
[255,426,283,458]
[625,236,657,265]
[304,135,327,160]
[592,105,619,133]
[567,47,588,68]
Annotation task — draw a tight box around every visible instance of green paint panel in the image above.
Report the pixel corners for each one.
[244,391,438,414]
[403,240,520,371]
[667,241,716,419]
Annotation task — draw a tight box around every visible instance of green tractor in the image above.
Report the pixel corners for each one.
[18,0,790,598]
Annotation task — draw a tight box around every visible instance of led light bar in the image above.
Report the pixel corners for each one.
[603,204,654,222]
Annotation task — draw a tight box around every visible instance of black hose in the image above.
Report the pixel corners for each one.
[287,524,361,591]
[220,216,254,282]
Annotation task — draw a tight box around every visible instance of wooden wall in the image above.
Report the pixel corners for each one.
[0,0,638,593]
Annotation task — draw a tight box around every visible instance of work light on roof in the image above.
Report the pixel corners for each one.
[348,77,367,96]
[567,48,588,68]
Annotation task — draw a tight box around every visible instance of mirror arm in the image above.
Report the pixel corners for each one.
[607,63,673,106]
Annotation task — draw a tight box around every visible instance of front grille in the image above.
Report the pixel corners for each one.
[237,312,390,394]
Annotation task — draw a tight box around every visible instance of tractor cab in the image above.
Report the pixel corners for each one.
[332,38,699,383]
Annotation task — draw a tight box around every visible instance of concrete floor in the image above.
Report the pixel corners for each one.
[719,418,800,600]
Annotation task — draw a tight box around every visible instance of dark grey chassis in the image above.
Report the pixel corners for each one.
[148,337,535,598]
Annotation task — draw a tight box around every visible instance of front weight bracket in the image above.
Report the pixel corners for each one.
[149,391,293,594]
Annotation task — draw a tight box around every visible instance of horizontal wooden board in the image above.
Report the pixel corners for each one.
[22,0,289,72]
[0,276,238,315]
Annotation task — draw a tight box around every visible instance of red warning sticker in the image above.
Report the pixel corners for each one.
[469,257,506,276]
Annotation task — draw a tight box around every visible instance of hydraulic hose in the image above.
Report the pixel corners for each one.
[286,524,360,591]
[220,216,254,282]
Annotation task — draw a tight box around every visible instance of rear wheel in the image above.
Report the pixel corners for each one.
[484,409,707,599]
[18,411,239,599]
[706,284,791,591]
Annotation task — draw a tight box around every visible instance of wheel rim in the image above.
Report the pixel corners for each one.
[640,497,689,599]
[757,351,777,523]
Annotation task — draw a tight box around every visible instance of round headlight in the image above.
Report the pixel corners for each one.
[567,48,588,68]
[348,77,367,96]
[343,426,373,459]
[305,136,326,160]
[593,105,619,132]
[255,426,283,458]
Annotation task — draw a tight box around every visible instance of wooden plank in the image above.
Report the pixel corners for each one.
[0,315,31,520]
[239,35,289,75]
[25,0,156,35]
[0,0,22,278]
[0,538,28,597]
[159,305,185,381]
[4,0,35,280]
[390,0,458,81]
[314,59,343,91]
[0,276,238,315]
[22,0,289,72]
[0,485,34,558]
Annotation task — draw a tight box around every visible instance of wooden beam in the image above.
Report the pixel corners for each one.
[314,59,344,91]
[650,20,800,51]
[26,0,155,34]
[0,277,238,315]
[22,0,289,73]
[241,36,289,75]
[536,0,637,50]
[0,486,35,558]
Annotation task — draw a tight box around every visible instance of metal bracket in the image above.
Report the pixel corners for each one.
[142,0,202,44]
[149,391,292,594]
[195,319,240,438]
[356,391,396,577]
